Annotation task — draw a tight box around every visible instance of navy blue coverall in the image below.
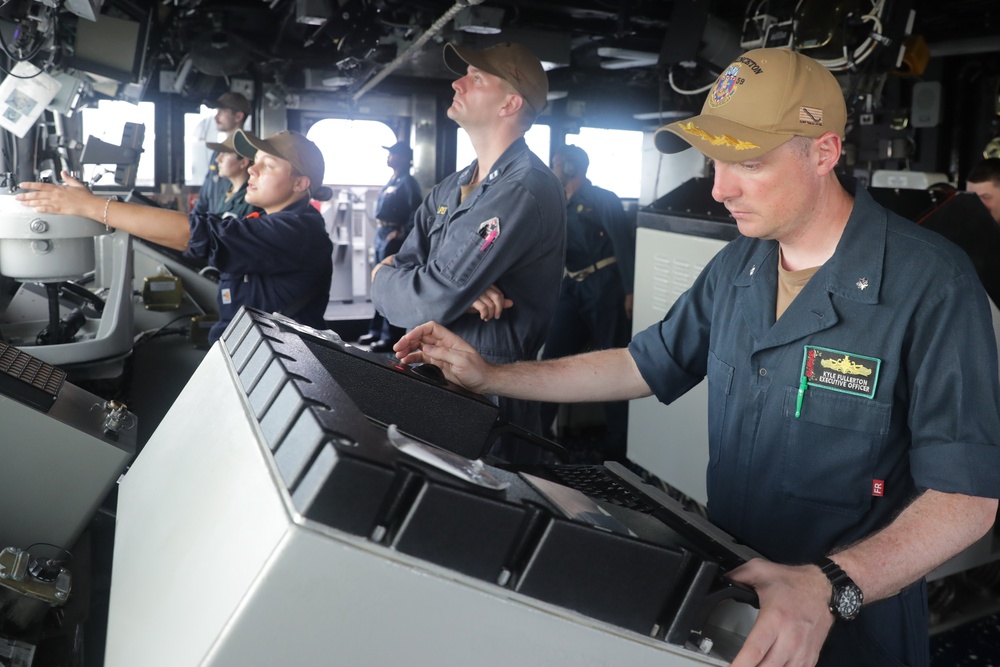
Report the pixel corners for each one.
[629,181,1000,666]
[541,179,635,453]
[186,198,333,344]
[365,172,422,344]
[371,138,566,461]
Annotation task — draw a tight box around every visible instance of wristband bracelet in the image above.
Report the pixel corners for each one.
[103,196,119,231]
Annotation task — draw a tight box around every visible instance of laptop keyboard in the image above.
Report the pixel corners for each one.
[545,465,658,514]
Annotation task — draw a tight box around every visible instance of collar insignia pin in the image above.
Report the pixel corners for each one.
[749,264,756,276]
[857,278,869,291]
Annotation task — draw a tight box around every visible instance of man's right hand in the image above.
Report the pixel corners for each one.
[394,322,491,393]
[466,283,513,321]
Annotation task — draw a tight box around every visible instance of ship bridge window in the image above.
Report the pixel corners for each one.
[80,100,155,189]
[305,119,401,186]
[457,124,551,174]
[562,127,642,200]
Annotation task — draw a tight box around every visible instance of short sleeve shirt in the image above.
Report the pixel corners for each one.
[629,181,1000,564]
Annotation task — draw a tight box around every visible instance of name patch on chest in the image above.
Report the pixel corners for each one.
[801,346,880,399]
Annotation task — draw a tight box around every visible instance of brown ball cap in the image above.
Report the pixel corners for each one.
[205,130,238,154]
[234,130,330,200]
[208,92,252,117]
[444,42,548,115]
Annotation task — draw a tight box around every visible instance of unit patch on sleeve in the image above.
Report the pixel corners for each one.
[801,345,881,399]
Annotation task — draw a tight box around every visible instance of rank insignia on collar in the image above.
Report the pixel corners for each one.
[436,205,448,215]
[749,264,756,276]
[800,345,881,400]
[856,278,869,290]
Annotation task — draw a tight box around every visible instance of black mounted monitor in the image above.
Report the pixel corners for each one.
[65,2,152,86]
[80,122,145,189]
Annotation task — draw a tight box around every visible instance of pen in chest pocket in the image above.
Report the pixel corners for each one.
[480,228,498,251]
[478,217,501,251]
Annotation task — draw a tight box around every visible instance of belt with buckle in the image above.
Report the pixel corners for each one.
[565,256,617,282]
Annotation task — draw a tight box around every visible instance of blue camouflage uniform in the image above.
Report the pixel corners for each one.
[371,137,566,459]
[629,180,1000,666]
[186,198,333,344]
[542,179,635,449]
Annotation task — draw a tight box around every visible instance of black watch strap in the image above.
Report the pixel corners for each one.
[818,557,848,584]
[817,557,863,621]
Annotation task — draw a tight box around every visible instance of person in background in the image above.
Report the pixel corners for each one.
[966,157,1000,224]
[357,141,423,352]
[542,144,635,459]
[18,130,332,345]
[194,91,251,216]
[206,130,260,219]
[369,42,566,463]
[392,48,1000,666]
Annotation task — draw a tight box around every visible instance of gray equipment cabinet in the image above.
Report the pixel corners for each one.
[628,179,737,505]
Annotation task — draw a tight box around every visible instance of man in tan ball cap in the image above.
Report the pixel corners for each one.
[393,47,1000,666]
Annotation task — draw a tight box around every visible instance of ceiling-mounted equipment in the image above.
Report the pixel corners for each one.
[189,31,251,78]
[454,5,503,35]
[352,0,485,103]
[296,0,330,26]
[63,0,103,21]
[598,47,658,70]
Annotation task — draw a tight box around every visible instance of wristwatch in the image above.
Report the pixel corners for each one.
[817,557,863,621]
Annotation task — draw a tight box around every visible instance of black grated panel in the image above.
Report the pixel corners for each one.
[0,341,66,412]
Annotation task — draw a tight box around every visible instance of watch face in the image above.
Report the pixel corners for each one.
[835,584,863,620]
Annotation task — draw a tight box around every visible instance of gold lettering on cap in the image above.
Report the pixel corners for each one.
[734,56,764,74]
[799,106,824,126]
[678,122,760,151]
